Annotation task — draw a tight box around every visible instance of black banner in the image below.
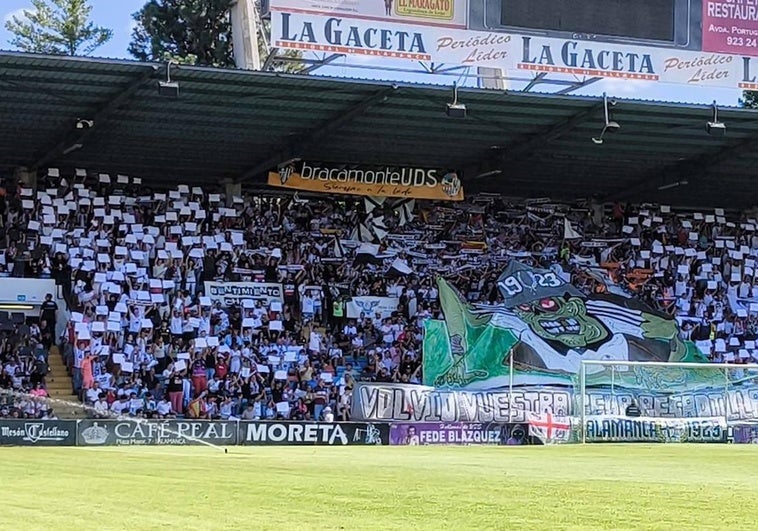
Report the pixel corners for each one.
[0,419,77,446]
[238,422,389,445]
[77,419,238,446]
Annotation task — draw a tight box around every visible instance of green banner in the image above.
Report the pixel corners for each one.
[424,267,715,392]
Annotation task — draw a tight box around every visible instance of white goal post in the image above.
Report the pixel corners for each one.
[578,360,758,444]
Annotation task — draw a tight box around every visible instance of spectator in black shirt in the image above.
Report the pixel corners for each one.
[40,294,57,327]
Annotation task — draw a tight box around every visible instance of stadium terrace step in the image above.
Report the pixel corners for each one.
[45,345,79,412]
[46,388,73,397]
[46,383,74,392]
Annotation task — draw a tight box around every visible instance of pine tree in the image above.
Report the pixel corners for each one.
[4,0,112,56]
[129,0,301,71]
[741,91,758,109]
[129,0,235,67]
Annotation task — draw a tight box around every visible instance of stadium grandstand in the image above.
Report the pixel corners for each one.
[1,52,758,424]
[4,0,758,527]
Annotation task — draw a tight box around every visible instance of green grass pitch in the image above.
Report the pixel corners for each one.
[2,445,756,530]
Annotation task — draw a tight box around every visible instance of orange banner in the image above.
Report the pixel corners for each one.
[268,162,464,201]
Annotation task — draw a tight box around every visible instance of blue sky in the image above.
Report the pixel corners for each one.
[0,0,745,105]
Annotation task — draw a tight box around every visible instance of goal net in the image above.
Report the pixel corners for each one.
[573,361,758,444]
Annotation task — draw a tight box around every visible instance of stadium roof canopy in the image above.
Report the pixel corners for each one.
[1,51,757,208]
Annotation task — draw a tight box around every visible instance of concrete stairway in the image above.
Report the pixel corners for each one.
[46,346,87,419]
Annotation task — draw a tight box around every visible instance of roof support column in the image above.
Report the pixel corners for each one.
[14,166,35,188]
[222,178,242,206]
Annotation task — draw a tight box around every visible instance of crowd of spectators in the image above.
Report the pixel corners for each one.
[2,169,758,420]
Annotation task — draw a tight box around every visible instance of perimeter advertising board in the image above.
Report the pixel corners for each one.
[0,420,77,446]
[238,422,389,445]
[269,0,758,89]
[77,420,238,446]
[389,421,537,445]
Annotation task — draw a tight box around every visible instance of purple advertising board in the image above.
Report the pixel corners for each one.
[389,422,537,446]
[732,424,758,444]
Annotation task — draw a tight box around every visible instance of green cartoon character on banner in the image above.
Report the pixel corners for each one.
[425,262,708,390]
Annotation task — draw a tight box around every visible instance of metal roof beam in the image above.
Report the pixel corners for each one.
[500,102,604,162]
[522,73,547,92]
[29,65,157,171]
[462,101,604,181]
[262,48,280,71]
[300,54,344,74]
[606,134,758,203]
[235,84,399,183]
[555,77,602,95]
[470,102,604,172]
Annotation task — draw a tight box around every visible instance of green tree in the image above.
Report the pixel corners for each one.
[129,0,301,71]
[4,0,112,56]
[741,91,758,109]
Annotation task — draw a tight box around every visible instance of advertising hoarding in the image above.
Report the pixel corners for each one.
[270,0,758,90]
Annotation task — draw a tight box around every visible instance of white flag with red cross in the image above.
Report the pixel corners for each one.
[528,411,572,444]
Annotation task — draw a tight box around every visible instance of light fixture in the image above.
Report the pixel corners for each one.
[706,100,726,137]
[62,143,83,155]
[474,169,503,179]
[0,304,34,311]
[76,119,94,129]
[591,93,620,144]
[158,60,179,98]
[658,180,689,191]
[446,82,467,118]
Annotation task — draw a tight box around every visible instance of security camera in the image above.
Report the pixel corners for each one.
[605,121,621,133]
[706,121,726,137]
[706,102,726,137]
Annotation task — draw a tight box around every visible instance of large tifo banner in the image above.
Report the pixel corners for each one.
[527,414,728,444]
[269,0,758,90]
[352,261,758,426]
[268,161,464,201]
[581,415,727,443]
[204,281,284,307]
[350,382,758,423]
[424,263,713,391]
